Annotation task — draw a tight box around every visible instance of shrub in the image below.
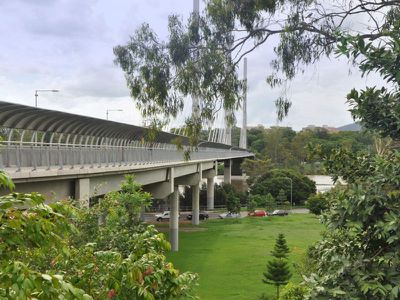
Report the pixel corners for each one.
[0,174,198,299]
[305,193,329,215]
[279,282,308,300]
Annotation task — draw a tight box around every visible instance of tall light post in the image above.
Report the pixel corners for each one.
[282,177,293,210]
[34,89,59,107]
[106,109,123,120]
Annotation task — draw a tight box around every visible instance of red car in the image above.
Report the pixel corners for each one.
[248,210,268,217]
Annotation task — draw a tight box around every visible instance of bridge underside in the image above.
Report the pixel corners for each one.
[0,100,254,251]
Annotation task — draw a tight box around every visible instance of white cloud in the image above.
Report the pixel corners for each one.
[0,0,386,133]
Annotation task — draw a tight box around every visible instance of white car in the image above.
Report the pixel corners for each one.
[155,211,180,221]
[218,212,241,219]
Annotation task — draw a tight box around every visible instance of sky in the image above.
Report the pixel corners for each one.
[0,0,383,131]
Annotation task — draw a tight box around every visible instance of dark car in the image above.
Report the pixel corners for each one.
[270,210,289,216]
[186,211,209,220]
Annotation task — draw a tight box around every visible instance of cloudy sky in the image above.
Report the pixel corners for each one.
[0,0,382,130]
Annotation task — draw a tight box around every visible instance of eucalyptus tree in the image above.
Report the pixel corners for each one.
[113,1,400,298]
[114,1,399,144]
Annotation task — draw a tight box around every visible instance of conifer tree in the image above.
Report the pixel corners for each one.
[263,234,292,299]
[271,234,290,259]
[276,189,287,207]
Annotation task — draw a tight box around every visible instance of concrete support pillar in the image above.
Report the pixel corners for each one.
[191,183,200,225]
[224,160,232,184]
[169,186,179,251]
[207,177,215,210]
[75,178,90,208]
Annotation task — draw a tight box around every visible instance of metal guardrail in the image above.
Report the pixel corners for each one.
[0,141,252,172]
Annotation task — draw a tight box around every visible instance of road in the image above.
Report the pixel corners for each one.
[143,208,309,222]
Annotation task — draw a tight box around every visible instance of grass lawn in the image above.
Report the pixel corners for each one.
[165,214,323,300]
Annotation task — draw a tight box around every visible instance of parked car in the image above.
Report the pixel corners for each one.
[155,211,170,221]
[248,210,268,217]
[218,212,241,219]
[155,211,181,221]
[270,210,288,216]
[186,211,209,220]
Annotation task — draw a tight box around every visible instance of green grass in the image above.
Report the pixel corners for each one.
[166,214,323,300]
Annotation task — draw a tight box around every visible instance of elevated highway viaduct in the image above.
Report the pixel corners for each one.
[0,101,253,250]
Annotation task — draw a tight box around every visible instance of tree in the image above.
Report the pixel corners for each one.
[304,152,400,298]
[248,126,268,154]
[113,1,400,298]
[261,127,296,167]
[113,1,399,141]
[244,125,374,175]
[247,197,257,213]
[271,234,290,259]
[0,174,198,299]
[241,157,272,185]
[225,187,241,213]
[276,189,287,207]
[264,193,276,211]
[119,175,151,225]
[263,234,292,299]
[250,169,316,205]
[298,9,400,297]
[305,193,329,215]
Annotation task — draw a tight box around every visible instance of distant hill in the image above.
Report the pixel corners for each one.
[337,123,362,132]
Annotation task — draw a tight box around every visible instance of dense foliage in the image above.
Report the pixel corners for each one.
[114,1,400,298]
[304,151,400,299]
[0,175,198,299]
[250,169,316,204]
[247,193,276,212]
[246,126,373,174]
[305,193,329,215]
[279,283,308,300]
[301,8,400,298]
[179,182,247,209]
[224,185,241,214]
[113,0,398,142]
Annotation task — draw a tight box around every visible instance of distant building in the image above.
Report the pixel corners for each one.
[322,125,339,133]
[302,125,338,133]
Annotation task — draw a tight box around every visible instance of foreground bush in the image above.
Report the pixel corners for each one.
[279,282,308,300]
[304,151,400,299]
[0,173,198,299]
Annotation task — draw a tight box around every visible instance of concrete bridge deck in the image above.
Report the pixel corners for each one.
[0,100,253,251]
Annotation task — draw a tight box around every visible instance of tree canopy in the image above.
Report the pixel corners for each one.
[244,126,373,174]
[114,1,400,143]
[250,168,316,204]
[299,6,400,297]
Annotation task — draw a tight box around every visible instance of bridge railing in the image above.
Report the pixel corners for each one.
[0,141,252,171]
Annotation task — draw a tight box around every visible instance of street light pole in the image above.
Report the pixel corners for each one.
[106,109,123,120]
[34,89,59,107]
